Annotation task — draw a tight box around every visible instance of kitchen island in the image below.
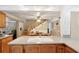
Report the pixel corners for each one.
[8,36,78,53]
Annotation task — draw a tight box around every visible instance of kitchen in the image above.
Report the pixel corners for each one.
[0,5,79,53]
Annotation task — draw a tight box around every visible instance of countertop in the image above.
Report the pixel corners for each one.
[0,35,12,39]
[8,36,79,52]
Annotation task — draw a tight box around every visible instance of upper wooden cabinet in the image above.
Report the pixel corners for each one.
[0,11,6,28]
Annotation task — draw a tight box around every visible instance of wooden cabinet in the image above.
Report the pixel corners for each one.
[24,45,39,53]
[39,44,56,53]
[2,36,13,53]
[56,44,65,53]
[10,44,77,53]
[10,46,23,53]
[65,46,77,53]
[0,36,13,53]
[56,44,77,53]
[0,11,6,28]
[24,44,56,53]
[10,44,56,53]
[0,40,2,52]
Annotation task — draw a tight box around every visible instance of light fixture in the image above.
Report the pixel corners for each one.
[36,12,41,22]
[36,19,41,22]
[36,12,40,16]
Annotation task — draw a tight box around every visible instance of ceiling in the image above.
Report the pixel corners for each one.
[0,5,61,21]
[0,5,62,11]
[5,11,60,20]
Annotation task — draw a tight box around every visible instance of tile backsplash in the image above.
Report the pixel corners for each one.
[2,17,17,34]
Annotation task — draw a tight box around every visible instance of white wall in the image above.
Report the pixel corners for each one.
[17,22,24,37]
[60,6,79,37]
[60,6,71,37]
[71,12,79,39]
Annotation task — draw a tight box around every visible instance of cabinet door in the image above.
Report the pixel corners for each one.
[39,44,56,53]
[10,46,23,53]
[65,46,77,53]
[0,12,6,28]
[2,36,13,53]
[24,45,39,53]
[2,36,12,45]
[56,44,65,53]
[0,41,2,53]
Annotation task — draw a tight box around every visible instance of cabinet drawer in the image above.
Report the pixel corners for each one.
[39,44,56,53]
[2,36,12,45]
[24,45,39,53]
[56,44,65,53]
[10,46,23,53]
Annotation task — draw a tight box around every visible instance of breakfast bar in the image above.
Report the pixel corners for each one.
[8,36,78,53]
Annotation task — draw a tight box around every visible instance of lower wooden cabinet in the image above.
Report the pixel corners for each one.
[56,44,65,53]
[39,45,56,53]
[24,45,39,53]
[23,44,56,53]
[56,44,77,53]
[9,44,77,53]
[0,36,13,53]
[65,46,77,53]
[10,44,56,53]
[0,41,2,52]
[9,46,23,53]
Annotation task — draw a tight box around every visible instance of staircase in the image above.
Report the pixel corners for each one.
[27,19,47,32]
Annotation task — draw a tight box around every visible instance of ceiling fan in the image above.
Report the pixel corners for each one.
[34,12,43,22]
[35,12,47,20]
